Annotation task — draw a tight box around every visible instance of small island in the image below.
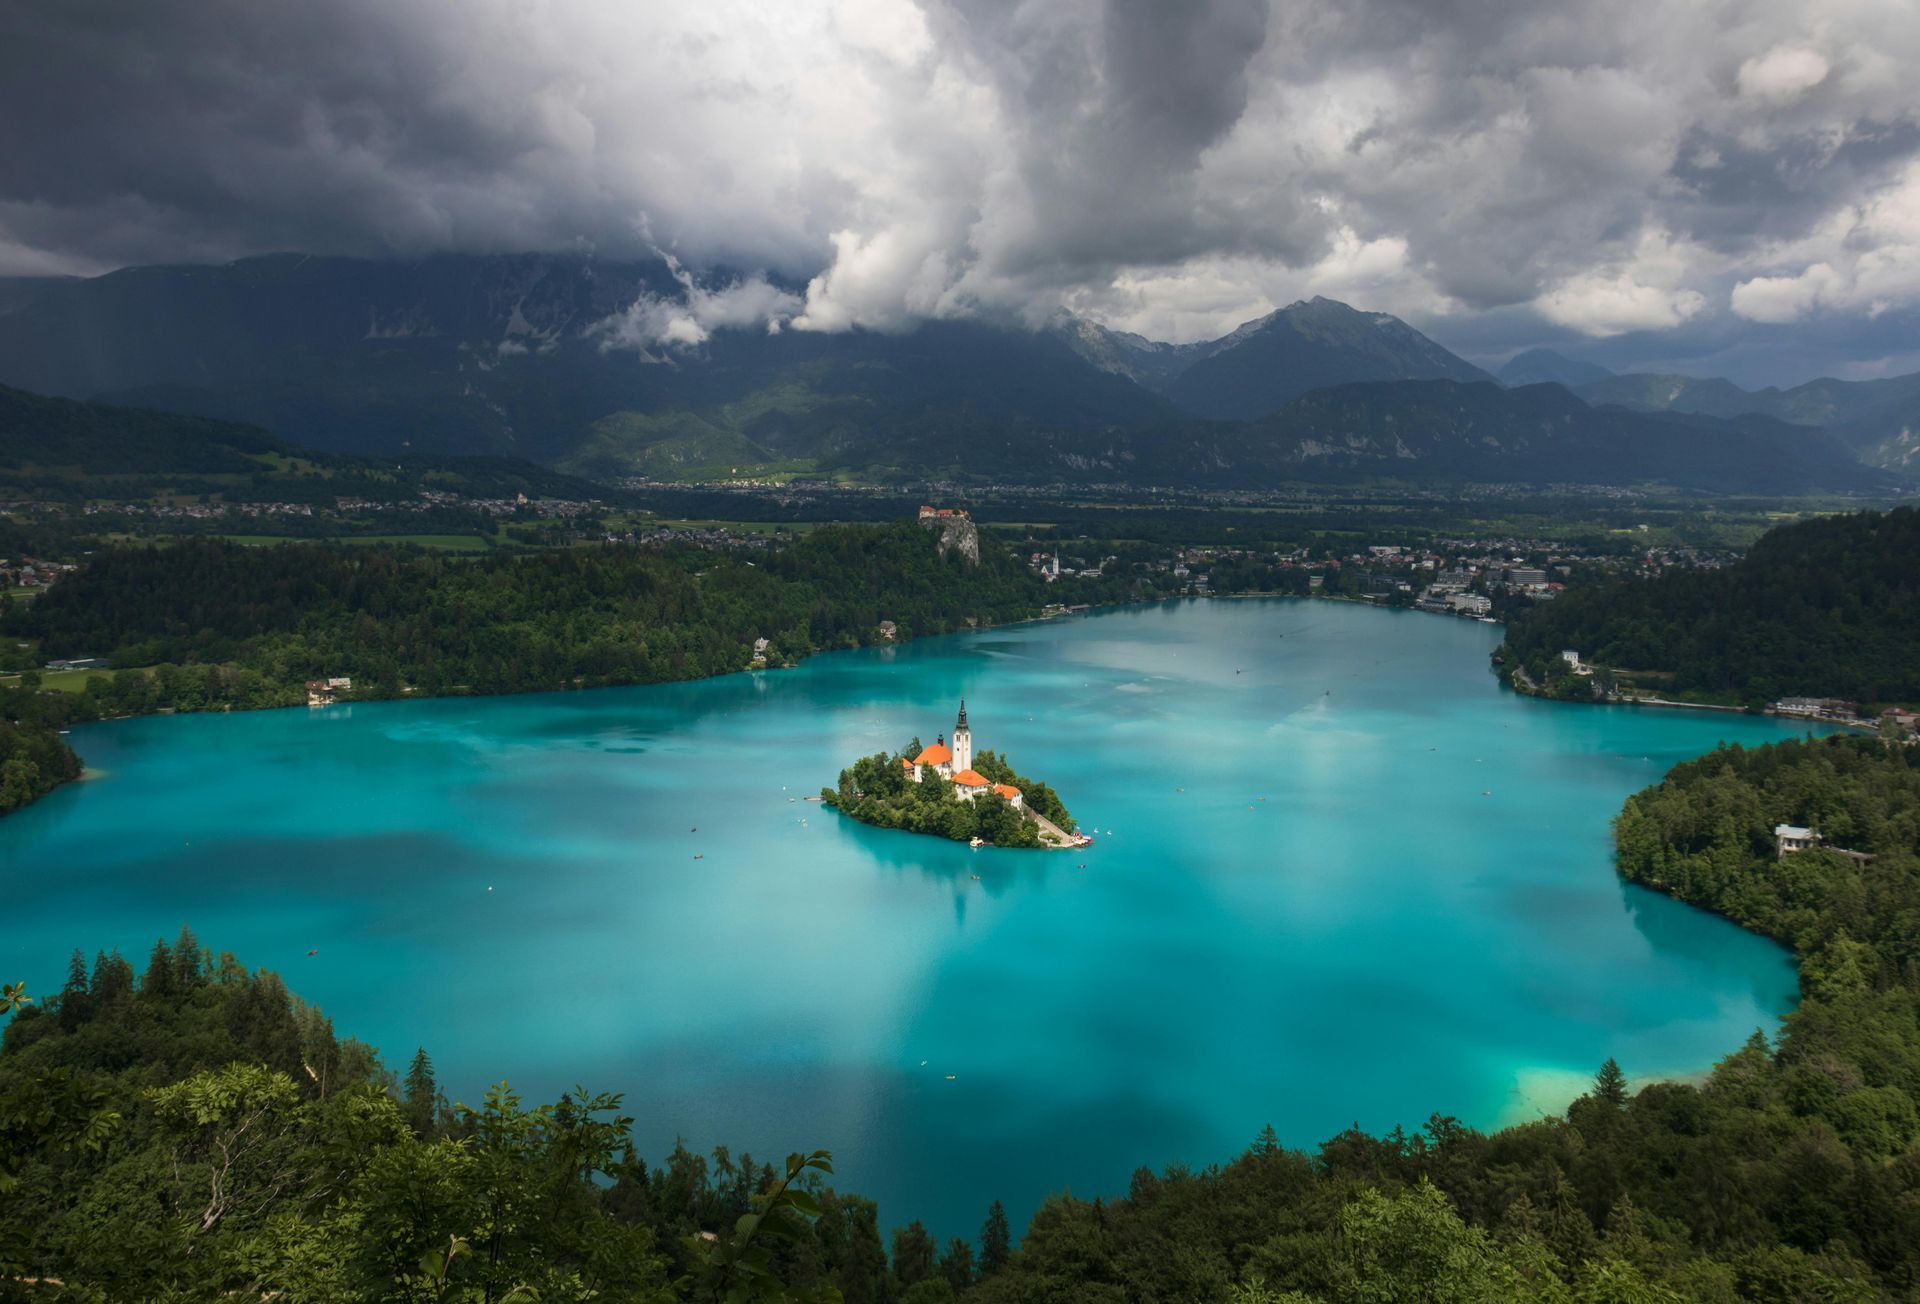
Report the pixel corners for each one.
[823,700,1083,849]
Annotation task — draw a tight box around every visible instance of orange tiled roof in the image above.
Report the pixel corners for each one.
[914,743,953,766]
[952,768,989,787]
[992,783,1021,800]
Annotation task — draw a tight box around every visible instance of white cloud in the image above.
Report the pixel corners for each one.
[592,261,802,352]
[1536,273,1707,335]
[1,0,1918,373]
[1737,45,1830,102]
[1531,228,1711,336]
[1729,264,1840,323]
[1730,160,1920,322]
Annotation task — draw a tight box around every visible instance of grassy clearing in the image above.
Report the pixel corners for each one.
[0,666,120,692]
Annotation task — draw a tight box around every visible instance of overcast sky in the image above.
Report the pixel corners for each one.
[3,0,1917,384]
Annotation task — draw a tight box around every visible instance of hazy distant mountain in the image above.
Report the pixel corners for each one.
[1575,371,1920,470]
[830,381,1887,493]
[0,381,609,502]
[0,253,1174,471]
[1104,381,1881,493]
[1046,317,1204,388]
[0,254,1904,491]
[1053,297,1494,421]
[1157,298,1493,420]
[1496,348,1612,388]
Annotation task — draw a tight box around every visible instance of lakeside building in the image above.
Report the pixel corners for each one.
[1774,697,1858,721]
[902,701,1023,808]
[1775,824,1815,857]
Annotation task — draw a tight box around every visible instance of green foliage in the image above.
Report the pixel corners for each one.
[1501,507,1920,706]
[0,523,1055,815]
[823,748,1073,848]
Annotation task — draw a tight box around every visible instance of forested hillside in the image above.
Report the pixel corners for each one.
[7,735,1920,1298]
[13,525,1046,696]
[0,685,83,813]
[0,382,612,505]
[1500,507,1920,706]
[0,525,1059,816]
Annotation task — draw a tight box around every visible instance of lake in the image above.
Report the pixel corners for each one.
[0,599,1820,1237]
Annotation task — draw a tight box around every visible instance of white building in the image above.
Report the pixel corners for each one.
[1775,824,1815,857]
[902,701,1022,808]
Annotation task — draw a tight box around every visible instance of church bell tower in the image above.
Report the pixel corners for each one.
[952,699,973,772]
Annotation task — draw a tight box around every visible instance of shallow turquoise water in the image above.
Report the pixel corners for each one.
[0,600,1819,1236]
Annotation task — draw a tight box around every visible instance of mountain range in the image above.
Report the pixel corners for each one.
[0,252,1908,492]
[0,382,608,504]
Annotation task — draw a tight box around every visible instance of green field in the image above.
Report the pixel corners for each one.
[0,666,119,692]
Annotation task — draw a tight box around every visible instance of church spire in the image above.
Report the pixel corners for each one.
[956,698,968,730]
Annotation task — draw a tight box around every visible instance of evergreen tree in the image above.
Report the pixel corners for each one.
[891,1220,936,1288]
[403,1047,438,1138]
[979,1199,1011,1277]
[835,1199,890,1304]
[57,949,90,1031]
[1594,1058,1628,1108]
[1252,1123,1281,1155]
[141,939,174,1001]
[935,1238,973,1293]
[88,949,133,1005]
[171,926,204,990]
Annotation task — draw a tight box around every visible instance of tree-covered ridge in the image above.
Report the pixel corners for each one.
[14,526,1047,685]
[0,931,906,1301]
[0,380,611,505]
[0,684,83,814]
[0,524,1057,816]
[1499,507,1920,706]
[823,746,1075,849]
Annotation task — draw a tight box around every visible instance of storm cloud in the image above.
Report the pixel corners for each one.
[1,0,1916,382]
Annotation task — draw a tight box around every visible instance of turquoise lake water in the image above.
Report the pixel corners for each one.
[0,599,1821,1236]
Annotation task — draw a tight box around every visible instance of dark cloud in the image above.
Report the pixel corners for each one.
[0,0,1917,383]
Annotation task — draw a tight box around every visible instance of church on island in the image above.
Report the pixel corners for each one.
[901,701,1024,808]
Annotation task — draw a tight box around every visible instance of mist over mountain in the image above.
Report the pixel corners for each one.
[1574,371,1920,470]
[0,253,1908,492]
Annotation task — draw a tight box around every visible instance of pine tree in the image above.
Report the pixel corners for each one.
[141,939,174,1001]
[171,925,204,990]
[403,1047,438,1137]
[90,950,133,1005]
[892,1221,936,1288]
[938,1238,974,1292]
[1252,1123,1281,1156]
[1594,1058,1628,1108]
[980,1199,1011,1277]
[57,949,90,1030]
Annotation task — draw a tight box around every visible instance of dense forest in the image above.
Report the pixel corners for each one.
[824,746,1075,848]
[7,734,1919,1299]
[0,525,1064,816]
[10,527,1051,694]
[1499,507,1920,707]
[0,684,85,814]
